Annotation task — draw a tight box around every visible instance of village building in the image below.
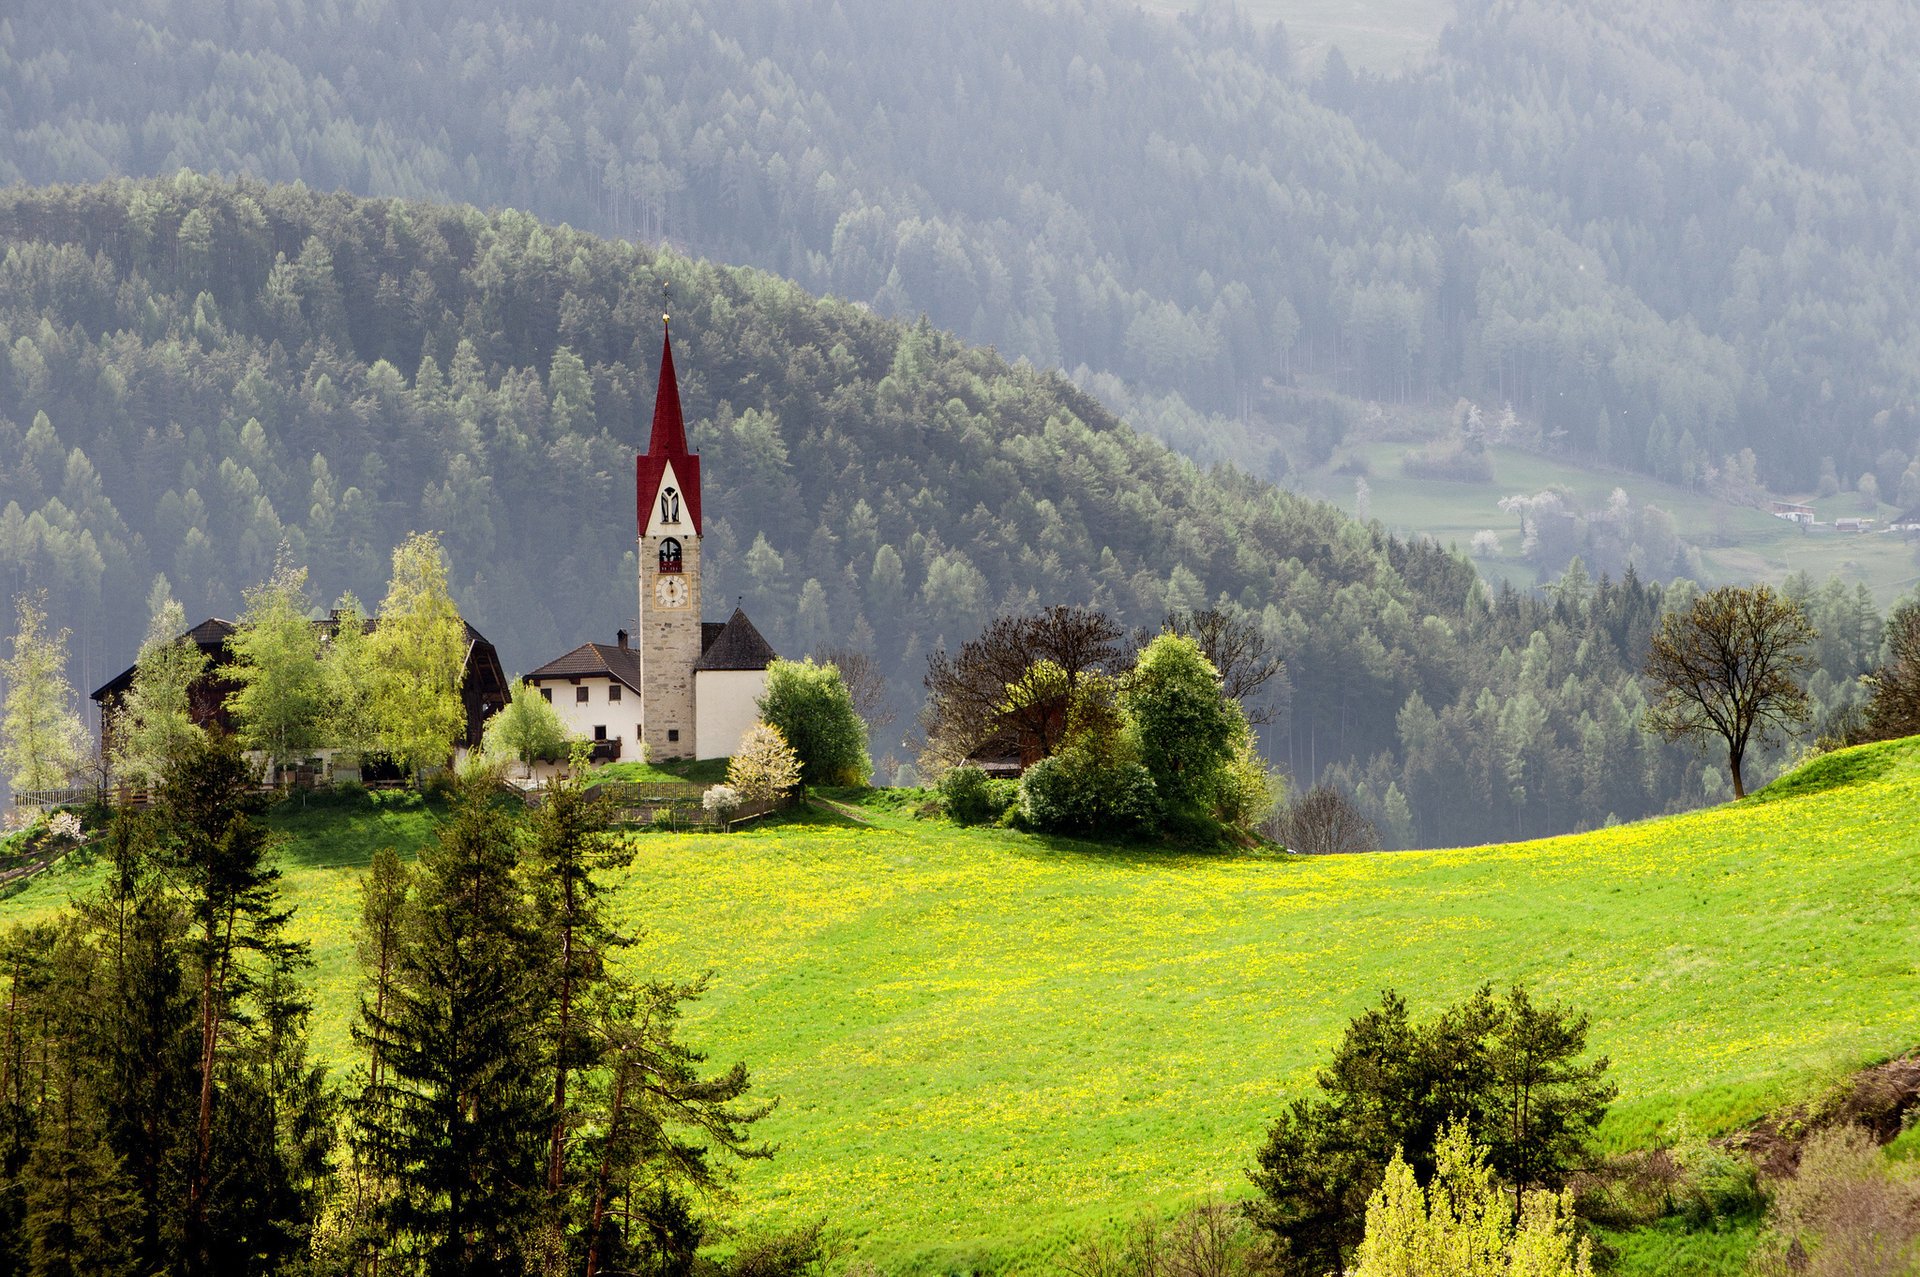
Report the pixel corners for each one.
[90,612,510,778]
[523,324,777,763]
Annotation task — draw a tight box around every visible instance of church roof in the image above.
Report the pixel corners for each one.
[636,327,702,535]
[525,641,646,693]
[694,608,778,672]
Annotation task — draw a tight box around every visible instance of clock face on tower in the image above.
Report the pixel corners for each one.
[654,574,690,610]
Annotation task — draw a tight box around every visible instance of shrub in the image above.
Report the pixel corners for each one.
[1018,750,1161,838]
[1749,1125,1920,1276]
[758,658,870,787]
[1278,785,1377,854]
[702,784,741,818]
[939,765,999,825]
[1401,437,1494,482]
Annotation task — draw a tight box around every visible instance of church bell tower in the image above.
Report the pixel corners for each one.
[636,317,702,759]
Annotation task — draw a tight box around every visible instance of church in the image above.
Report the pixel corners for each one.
[524,324,777,763]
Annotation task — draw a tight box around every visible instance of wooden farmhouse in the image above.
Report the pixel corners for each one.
[90,612,510,778]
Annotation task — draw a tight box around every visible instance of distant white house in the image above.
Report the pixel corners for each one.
[1834,516,1875,533]
[1771,500,1816,525]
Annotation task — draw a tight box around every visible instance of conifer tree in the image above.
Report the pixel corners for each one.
[357,778,547,1274]
[523,773,630,1205]
[347,845,412,1275]
[157,733,298,1262]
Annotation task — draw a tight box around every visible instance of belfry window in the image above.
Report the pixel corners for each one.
[660,487,681,524]
[659,537,683,573]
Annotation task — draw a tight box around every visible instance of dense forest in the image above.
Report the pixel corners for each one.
[0,178,1888,844]
[4,0,1919,494]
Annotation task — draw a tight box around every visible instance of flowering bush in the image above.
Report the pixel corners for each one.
[702,784,741,816]
[47,811,82,843]
[728,723,802,801]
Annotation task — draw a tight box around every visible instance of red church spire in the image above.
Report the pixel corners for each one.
[647,326,690,456]
[637,310,701,535]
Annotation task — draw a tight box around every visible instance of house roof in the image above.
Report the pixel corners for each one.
[92,613,500,701]
[525,641,646,692]
[694,608,778,672]
[636,328,703,535]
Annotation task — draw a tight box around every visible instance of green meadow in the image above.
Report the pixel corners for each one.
[1303,440,1920,604]
[7,740,1920,1271]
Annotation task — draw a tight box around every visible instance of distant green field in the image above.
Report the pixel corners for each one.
[1303,441,1920,604]
[1139,0,1453,71]
[7,741,1919,1272]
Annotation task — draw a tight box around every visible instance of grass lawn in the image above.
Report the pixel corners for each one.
[6,741,1919,1271]
[589,756,730,785]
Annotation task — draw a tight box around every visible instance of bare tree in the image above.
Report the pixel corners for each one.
[921,605,1124,766]
[1278,785,1378,855]
[816,646,895,732]
[1642,584,1816,799]
[1139,608,1290,724]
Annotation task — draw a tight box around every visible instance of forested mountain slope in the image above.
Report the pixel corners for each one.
[5,0,1917,492]
[0,176,1797,844]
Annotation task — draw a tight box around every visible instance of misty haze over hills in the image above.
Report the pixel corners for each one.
[8,0,1920,492]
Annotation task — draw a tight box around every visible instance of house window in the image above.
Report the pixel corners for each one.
[658,537,683,573]
[594,725,608,741]
[608,683,622,702]
[667,728,680,743]
[661,487,681,524]
[539,687,552,702]
[576,686,589,704]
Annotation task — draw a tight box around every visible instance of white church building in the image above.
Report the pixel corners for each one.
[525,326,777,763]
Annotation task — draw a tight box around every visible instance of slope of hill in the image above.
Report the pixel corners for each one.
[5,176,1799,845]
[10,741,1918,1271]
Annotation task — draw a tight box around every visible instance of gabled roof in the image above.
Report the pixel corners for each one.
[90,618,237,701]
[526,642,646,692]
[636,328,702,535]
[694,608,778,672]
[92,613,502,702]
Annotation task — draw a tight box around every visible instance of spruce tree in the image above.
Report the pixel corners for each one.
[524,772,629,1206]
[357,778,547,1275]
[157,732,298,1265]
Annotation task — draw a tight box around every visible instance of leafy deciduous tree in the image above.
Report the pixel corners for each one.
[110,594,210,791]
[369,533,468,780]
[757,659,869,788]
[479,678,574,778]
[1642,584,1816,798]
[223,560,323,776]
[0,592,88,798]
[727,723,802,803]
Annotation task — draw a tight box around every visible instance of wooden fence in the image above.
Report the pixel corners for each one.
[514,779,791,831]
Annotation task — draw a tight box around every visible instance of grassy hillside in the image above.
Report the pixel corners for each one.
[8,740,1920,1271]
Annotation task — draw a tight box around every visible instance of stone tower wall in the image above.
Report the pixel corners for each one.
[638,531,702,759]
